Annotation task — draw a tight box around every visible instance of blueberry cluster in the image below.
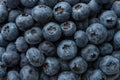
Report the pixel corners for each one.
[0,0,120,80]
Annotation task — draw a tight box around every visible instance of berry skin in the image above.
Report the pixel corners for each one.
[74,30,88,48]
[0,67,6,78]
[83,69,106,80]
[39,71,49,80]
[0,34,8,47]
[81,44,100,62]
[42,22,62,42]
[112,51,120,65]
[59,0,79,6]
[100,10,117,29]
[24,8,32,15]
[89,18,100,25]
[76,19,89,31]
[106,29,115,42]
[39,0,59,8]
[20,0,38,8]
[6,0,19,8]
[38,41,56,56]
[60,60,70,71]
[8,10,22,22]
[0,4,8,23]
[57,40,77,60]
[20,53,29,68]
[20,65,39,80]
[24,27,43,45]
[15,36,29,52]
[0,47,5,61]
[6,42,17,52]
[88,0,101,16]
[53,2,72,23]
[112,1,120,17]
[7,70,21,80]
[72,3,90,21]
[99,43,113,56]
[1,22,19,41]
[94,0,109,4]
[69,57,88,74]
[32,5,53,24]
[2,51,20,67]
[58,71,78,80]
[106,72,120,80]
[86,23,107,45]
[16,14,34,31]
[99,56,120,75]
[43,57,60,76]
[114,31,120,49]
[26,47,45,67]
[60,21,76,36]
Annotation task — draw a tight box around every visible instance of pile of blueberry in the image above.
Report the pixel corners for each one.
[0,0,120,80]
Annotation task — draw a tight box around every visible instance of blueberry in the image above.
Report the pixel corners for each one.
[80,0,91,3]
[20,65,39,80]
[114,31,120,49]
[0,47,5,61]
[0,67,6,78]
[88,0,101,16]
[83,69,106,80]
[100,10,117,29]
[76,19,89,30]
[15,36,29,52]
[106,29,115,42]
[1,22,19,41]
[8,10,22,22]
[20,53,29,68]
[59,59,70,71]
[89,18,100,25]
[24,8,32,15]
[6,0,19,8]
[49,75,58,80]
[112,51,120,65]
[99,55,120,75]
[6,42,17,52]
[74,30,88,48]
[0,34,8,47]
[16,14,34,31]
[69,57,88,74]
[7,70,20,80]
[112,1,120,17]
[2,51,20,67]
[26,47,45,67]
[72,3,90,21]
[39,0,59,8]
[53,2,72,22]
[81,44,100,62]
[60,21,76,36]
[39,71,49,80]
[43,57,60,76]
[94,0,109,4]
[32,5,53,24]
[86,23,107,45]
[106,72,120,80]
[38,41,56,56]
[99,43,113,56]
[21,0,38,8]
[59,0,79,6]
[24,27,43,45]
[0,4,8,23]
[58,71,78,80]
[42,22,62,42]
[57,40,77,60]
